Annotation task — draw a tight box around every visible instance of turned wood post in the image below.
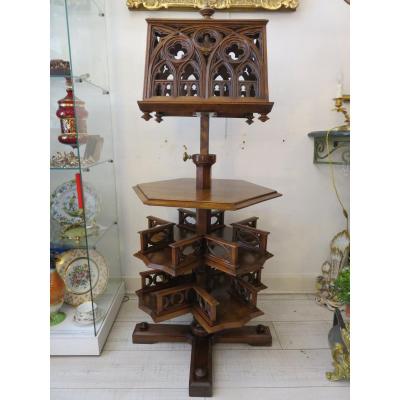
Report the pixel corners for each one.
[195,113,215,235]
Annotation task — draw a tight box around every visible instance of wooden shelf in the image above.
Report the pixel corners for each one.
[134,245,272,277]
[138,97,274,119]
[195,286,263,334]
[134,248,200,277]
[134,225,273,277]
[134,178,281,210]
[136,279,264,334]
[308,130,350,165]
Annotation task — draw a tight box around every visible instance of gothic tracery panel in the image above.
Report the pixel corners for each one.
[145,21,267,100]
[139,19,272,122]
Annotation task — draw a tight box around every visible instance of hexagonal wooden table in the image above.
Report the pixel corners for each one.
[133,178,281,210]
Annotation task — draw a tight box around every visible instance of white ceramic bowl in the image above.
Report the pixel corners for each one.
[75,301,98,321]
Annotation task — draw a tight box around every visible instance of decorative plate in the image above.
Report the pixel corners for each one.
[56,249,109,306]
[50,179,100,227]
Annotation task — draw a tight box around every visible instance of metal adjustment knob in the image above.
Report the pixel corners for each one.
[183,151,193,162]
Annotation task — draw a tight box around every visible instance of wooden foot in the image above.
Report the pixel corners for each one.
[132,322,191,344]
[189,334,213,397]
[132,322,272,397]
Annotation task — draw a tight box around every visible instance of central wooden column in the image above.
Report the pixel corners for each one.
[190,113,215,396]
[194,113,216,235]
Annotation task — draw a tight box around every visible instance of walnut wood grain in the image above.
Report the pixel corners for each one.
[132,14,280,398]
[132,321,272,398]
[132,322,191,344]
[133,178,282,210]
[135,273,265,333]
[213,324,272,346]
[189,335,213,397]
[138,98,274,119]
[138,18,273,123]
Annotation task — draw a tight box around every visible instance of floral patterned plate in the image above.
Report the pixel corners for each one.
[50,179,100,227]
[56,249,109,306]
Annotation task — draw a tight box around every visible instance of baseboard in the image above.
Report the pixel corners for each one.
[124,273,316,295]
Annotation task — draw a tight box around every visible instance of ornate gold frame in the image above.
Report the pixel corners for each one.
[126,0,298,11]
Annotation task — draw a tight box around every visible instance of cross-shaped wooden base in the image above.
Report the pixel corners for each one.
[132,320,272,397]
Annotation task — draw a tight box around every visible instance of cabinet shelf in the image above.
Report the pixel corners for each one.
[50,222,117,250]
[136,271,265,334]
[134,214,273,278]
[50,73,109,94]
[50,0,123,356]
[50,158,113,171]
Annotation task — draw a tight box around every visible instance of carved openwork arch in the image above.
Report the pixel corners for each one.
[162,36,194,64]
[152,61,176,96]
[219,38,250,65]
[207,32,262,97]
[139,19,272,122]
[179,61,201,97]
[210,62,233,97]
[237,62,260,98]
[150,26,175,52]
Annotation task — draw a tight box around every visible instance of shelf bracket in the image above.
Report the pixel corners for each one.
[308,131,350,165]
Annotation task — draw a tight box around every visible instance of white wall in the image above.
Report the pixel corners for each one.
[105,0,350,293]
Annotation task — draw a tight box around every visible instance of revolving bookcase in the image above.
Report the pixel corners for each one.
[132,10,282,397]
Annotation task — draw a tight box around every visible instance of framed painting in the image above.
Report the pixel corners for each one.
[126,0,299,11]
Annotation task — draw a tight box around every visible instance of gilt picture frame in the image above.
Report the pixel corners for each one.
[126,0,298,11]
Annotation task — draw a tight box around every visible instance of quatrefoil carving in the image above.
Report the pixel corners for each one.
[194,29,221,54]
[169,42,187,60]
[225,44,244,61]
[163,38,193,63]
[144,21,268,102]
[221,40,250,64]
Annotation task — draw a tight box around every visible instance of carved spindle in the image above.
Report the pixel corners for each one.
[199,7,215,19]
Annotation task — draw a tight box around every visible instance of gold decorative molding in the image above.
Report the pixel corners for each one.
[326,325,350,381]
[126,0,299,11]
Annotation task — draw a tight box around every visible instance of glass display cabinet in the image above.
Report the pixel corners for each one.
[50,0,124,355]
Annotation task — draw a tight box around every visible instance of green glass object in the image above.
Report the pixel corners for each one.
[50,312,66,326]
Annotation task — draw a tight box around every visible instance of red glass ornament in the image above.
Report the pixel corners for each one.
[56,78,88,148]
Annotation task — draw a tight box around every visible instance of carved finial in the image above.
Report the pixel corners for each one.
[245,114,255,125]
[155,112,164,123]
[141,112,152,121]
[199,3,215,19]
[258,113,269,123]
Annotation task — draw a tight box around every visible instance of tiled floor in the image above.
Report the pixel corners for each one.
[51,294,350,400]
